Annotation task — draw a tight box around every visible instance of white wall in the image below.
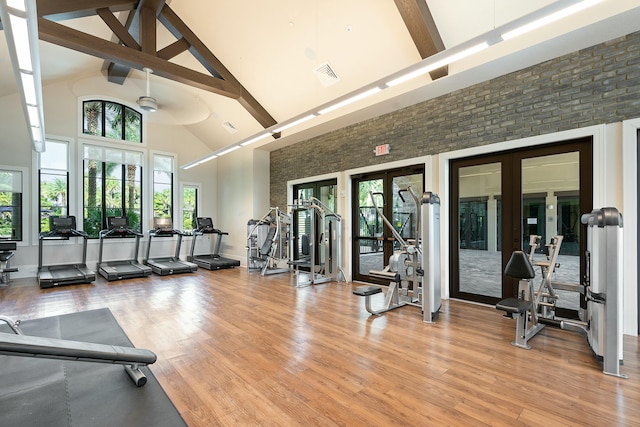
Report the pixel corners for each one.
[0,77,219,277]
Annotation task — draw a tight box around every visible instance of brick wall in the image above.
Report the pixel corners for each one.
[270,31,640,209]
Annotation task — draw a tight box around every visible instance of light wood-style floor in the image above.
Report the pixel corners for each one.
[1,268,639,426]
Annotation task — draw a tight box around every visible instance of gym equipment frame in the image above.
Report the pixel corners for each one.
[496,207,626,378]
[38,216,96,289]
[289,197,344,287]
[98,216,152,281]
[353,189,441,323]
[188,217,241,270]
[144,217,198,276]
[247,207,291,275]
[0,242,17,286]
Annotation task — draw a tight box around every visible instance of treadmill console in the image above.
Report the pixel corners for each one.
[108,216,129,232]
[153,217,174,236]
[50,216,77,235]
[196,217,215,233]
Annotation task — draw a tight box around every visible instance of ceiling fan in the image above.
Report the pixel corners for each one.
[136,67,158,112]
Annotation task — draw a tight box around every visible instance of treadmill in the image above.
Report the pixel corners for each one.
[38,216,96,289]
[143,217,197,276]
[98,216,152,281]
[188,217,241,270]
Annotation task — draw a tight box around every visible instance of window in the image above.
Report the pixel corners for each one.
[83,100,142,142]
[182,185,199,231]
[153,154,174,220]
[0,170,23,240]
[83,144,143,238]
[39,140,69,233]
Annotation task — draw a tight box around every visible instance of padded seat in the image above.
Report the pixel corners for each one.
[496,297,532,314]
[353,286,382,297]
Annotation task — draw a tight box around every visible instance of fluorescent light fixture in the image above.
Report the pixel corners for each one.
[7,0,26,10]
[216,145,241,156]
[318,87,382,115]
[240,132,272,147]
[386,42,489,87]
[20,73,36,105]
[9,15,32,71]
[271,114,317,133]
[1,0,46,152]
[502,0,604,40]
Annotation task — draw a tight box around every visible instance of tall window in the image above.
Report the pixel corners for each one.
[83,144,143,238]
[39,140,69,233]
[153,154,174,220]
[0,170,23,240]
[182,185,198,231]
[83,100,143,142]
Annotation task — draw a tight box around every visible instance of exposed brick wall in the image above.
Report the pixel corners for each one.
[270,31,640,209]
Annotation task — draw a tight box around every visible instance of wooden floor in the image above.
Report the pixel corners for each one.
[1,268,639,426]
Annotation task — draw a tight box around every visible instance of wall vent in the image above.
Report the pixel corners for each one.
[314,62,340,87]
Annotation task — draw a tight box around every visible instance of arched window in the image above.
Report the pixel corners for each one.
[82,100,142,142]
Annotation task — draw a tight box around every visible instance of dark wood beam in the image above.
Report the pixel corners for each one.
[36,0,137,21]
[106,0,165,84]
[159,5,277,129]
[97,8,140,49]
[38,18,240,98]
[139,5,156,55]
[394,0,448,80]
[157,38,190,60]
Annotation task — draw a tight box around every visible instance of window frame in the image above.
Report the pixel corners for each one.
[80,97,145,144]
[35,138,72,235]
[81,142,145,238]
[78,97,147,148]
[0,166,28,243]
[181,182,201,232]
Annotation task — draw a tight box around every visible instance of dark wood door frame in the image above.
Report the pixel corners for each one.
[450,137,593,309]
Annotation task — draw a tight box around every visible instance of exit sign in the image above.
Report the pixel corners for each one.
[375,144,390,156]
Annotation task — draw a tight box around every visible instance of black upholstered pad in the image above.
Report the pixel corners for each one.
[504,251,535,279]
[496,297,532,314]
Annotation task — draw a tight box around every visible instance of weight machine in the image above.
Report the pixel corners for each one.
[496,207,626,378]
[247,207,291,276]
[353,188,441,323]
[289,197,344,287]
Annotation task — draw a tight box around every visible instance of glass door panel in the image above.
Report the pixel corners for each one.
[458,162,502,297]
[392,173,423,250]
[522,152,580,310]
[355,178,384,277]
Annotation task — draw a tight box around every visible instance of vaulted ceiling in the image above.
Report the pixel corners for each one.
[1,1,639,166]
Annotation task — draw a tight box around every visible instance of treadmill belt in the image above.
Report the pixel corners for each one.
[0,308,186,427]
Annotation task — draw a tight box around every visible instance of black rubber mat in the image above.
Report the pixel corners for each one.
[0,308,187,427]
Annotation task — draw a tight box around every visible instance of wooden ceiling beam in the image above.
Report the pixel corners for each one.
[394,0,448,80]
[96,8,140,49]
[159,5,277,129]
[38,18,241,98]
[157,38,190,60]
[36,0,137,21]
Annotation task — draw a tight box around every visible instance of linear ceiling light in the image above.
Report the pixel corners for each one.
[180,0,608,169]
[502,0,604,40]
[386,42,489,88]
[0,0,46,152]
[317,87,383,115]
[239,132,272,147]
[271,114,317,133]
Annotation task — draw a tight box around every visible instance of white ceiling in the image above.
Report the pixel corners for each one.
[1,1,640,167]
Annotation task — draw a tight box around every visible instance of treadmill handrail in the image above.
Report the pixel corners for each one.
[100,228,144,239]
[40,228,89,240]
[0,332,156,365]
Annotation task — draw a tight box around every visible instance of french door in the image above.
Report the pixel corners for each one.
[291,179,337,266]
[352,165,424,284]
[450,138,592,316]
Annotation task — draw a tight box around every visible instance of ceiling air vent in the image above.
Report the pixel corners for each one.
[222,121,238,134]
[314,62,340,87]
